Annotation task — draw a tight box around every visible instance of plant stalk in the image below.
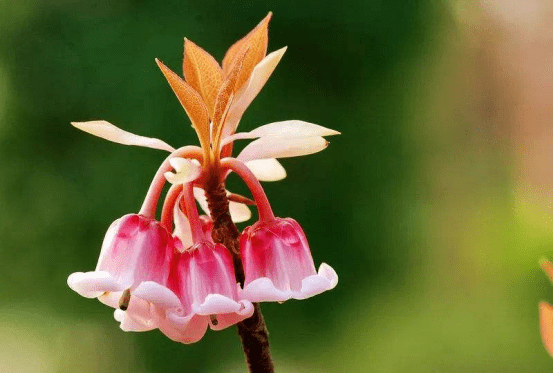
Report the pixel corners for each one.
[204,175,275,373]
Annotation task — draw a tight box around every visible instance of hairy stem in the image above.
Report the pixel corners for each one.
[204,174,275,373]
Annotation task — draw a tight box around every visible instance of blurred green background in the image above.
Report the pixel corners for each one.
[1,0,552,371]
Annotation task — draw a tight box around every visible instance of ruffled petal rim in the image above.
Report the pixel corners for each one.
[67,271,127,298]
[114,308,157,332]
[209,300,254,331]
[192,293,243,315]
[133,281,182,310]
[240,263,338,302]
[160,311,209,344]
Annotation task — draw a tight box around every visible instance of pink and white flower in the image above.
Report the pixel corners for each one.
[152,240,253,344]
[240,217,337,302]
[138,184,253,343]
[67,214,178,331]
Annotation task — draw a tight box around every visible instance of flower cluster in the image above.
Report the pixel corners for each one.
[67,13,338,344]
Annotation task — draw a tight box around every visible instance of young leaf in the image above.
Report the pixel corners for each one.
[183,38,223,118]
[211,47,249,150]
[221,47,287,140]
[156,59,211,150]
[222,12,271,90]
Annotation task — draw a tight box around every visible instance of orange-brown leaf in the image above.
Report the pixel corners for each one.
[156,59,210,149]
[211,48,248,149]
[222,12,271,90]
[183,38,223,119]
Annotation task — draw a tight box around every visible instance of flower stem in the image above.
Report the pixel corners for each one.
[160,184,183,231]
[220,158,275,222]
[204,174,275,373]
[183,182,207,243]
[139,146,203,219]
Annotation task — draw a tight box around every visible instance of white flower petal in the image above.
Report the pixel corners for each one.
[113,298,157,331]
[222,47,288,139]
[209,300,254,331]
[193,188,210,216]
[163,171,199,185]
[193,187,251,223]
[164,172,180,184]
[164,158,201,185]
[71,120,175,152]
[295,263,339,300]
[115,310,156,332]
[237,136,329,162]
[245,158,287,182]
[240,277,290,302]
[98,291,123,308]
[162,312,209,344]
[133,281,182,310]
[192,294,241,315]
[173,199,193,251]
[229,201,251,223]
[222,120,339,146]
[114,309,125,322]
[169,158,200,173]
[67,271,126,298]
[240,263,338,302]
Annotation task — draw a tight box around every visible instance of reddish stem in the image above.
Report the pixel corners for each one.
[182,183,207,243]
[160,184,183,231]
[220,158,275,222]
[139,146,203,219]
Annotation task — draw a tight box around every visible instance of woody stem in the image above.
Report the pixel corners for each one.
[204,171,275,373]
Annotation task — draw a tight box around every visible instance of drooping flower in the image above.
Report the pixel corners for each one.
[137,184,253,343]
[240,217,338,302]
[154,239,253,343]
[67,214,179,331]
[214,158,338,302]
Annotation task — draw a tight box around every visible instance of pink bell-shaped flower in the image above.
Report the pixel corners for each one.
[240,217,338,302]
[155,241,254,344]
[145,183,253,344]
[67,214,178,331]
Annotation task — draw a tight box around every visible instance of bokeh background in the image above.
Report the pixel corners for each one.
[1,0,553,371]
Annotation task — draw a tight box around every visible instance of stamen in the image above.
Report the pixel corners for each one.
[119,289,131,311]
[210,314,219,326]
